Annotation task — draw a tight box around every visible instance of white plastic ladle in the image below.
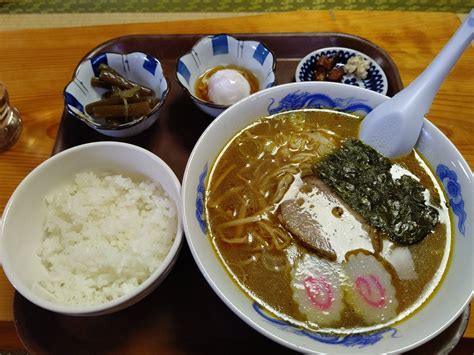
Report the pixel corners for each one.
[360,9,474,158]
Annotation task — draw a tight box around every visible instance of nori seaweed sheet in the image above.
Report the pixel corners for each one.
[313,139,439,245]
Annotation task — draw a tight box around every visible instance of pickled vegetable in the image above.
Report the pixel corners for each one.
[85,64,159,127]
[96,64,154,97]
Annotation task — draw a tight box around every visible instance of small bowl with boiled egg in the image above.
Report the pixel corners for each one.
[175,34,277,117]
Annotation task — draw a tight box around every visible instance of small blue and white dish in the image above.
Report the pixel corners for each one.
[296,47,388,95]
[64,52,169,137]
[176,34,276,117]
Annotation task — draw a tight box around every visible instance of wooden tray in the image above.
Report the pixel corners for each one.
[14,32,452,354]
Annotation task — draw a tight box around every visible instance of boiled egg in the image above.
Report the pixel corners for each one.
[207,69,251,105]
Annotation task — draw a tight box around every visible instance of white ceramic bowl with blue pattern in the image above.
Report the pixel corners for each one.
[182,82,473,353]
[296,47,388,95]
[176,34,276,117]
[64,52,169,137]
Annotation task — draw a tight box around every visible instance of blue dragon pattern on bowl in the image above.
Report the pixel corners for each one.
[267,91,373,115]
[195,163,208,234]
[253,302,399,348]
[437,164,467,235]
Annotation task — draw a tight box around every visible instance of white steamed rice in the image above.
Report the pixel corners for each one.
[37,171,177,306]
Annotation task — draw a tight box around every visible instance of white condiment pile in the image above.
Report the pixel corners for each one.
[344,55,370,79]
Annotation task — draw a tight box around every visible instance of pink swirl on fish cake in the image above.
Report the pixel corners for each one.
[304,275,334,310]
[355,274,386,308]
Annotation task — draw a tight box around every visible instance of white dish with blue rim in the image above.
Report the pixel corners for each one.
[64,52,169,137]
[181,81,472,354]
[296,47,388,95]
[176,34,276,117]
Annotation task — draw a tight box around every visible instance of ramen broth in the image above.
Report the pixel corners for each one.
[205,109,451,333]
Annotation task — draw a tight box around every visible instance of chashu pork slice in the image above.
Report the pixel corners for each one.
[280,176,374,262]
[280,198,337,261]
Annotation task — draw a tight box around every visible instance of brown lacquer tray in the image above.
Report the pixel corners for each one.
[12,33,469,354]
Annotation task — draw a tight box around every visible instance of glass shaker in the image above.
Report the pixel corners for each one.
[0,81,22,151]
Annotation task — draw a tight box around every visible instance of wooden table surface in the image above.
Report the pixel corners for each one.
[0,10,472,352]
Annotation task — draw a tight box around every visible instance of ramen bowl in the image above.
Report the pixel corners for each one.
[182,81,473,353]
[176,34,276,117]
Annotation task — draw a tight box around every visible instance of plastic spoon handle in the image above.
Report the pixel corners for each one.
[360,10,474,158]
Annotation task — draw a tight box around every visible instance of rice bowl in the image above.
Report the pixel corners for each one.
[0,142,183,316]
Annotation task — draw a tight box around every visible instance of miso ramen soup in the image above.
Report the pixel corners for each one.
[205,109,451,333]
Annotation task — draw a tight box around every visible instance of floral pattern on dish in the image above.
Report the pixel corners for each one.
[295,47,388,95]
